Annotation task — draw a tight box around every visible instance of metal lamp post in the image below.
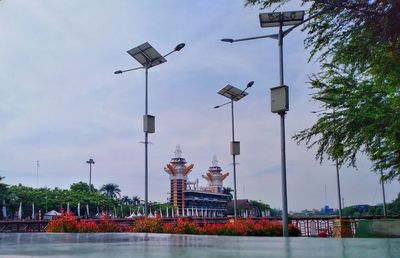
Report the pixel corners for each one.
[332,108,343,218]
[221,11,305,236]
[214,81,254,220]
[380,170,387,217]
[114,42,185,216]
[316,98,343,219]
[86,158,95,192]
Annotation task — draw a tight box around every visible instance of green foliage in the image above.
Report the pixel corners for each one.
[341,193,400,217]
[0,176,9,219]
[0,176,8,201]
[222,187,233,201]
[388,193,400,216]
[100,183,121,200]
[245,0,400,181]
[120,196,132,205]
[250,200,271,211]
[148,201,173,213]
[131,195,141,206]
[3,182,119,219]
[70,181,96,193]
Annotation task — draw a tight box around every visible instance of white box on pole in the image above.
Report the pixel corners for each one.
[271,85,289,113]
[143,115,155,133]
[230,141,240,155]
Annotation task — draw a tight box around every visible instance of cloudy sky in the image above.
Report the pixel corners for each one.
[0,0,398,211]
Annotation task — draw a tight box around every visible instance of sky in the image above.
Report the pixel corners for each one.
[0,0,398,212]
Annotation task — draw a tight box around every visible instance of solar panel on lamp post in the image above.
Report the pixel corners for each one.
[114,42,185,217]
[214,81,254,221]
[221,10,305,237]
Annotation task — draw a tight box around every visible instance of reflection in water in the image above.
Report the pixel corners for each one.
[284,237,291,258]
[340,238,347,258]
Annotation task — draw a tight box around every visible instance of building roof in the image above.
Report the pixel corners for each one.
[227,199,255,210]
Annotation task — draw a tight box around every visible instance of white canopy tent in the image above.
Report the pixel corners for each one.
[43,210,61,220]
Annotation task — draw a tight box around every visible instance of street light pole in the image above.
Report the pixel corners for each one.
[277,17,289,237]
[335,160,342,218]
[380,170,387,217]
[114,42,185,217]
[86,158,95,192]
[215,81,254,221]
[36,160,39,188]
[221,10,305,237]
[144,66,149,217]
[332,106,343,218]
[230,100,238,220]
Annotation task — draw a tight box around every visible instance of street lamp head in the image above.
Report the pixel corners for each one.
[221,38,234,43]
[114,70,122,74]
[174,43,185,51]
[247,81,254,88]
[214,105,220,109]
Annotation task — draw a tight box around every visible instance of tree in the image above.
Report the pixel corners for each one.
[120,196,132,205]
[0,176,9,219]
[245,0,400,181]
[388,193,400,216]
[70,182,95,193]
[250,200,271,211]
[0,176,8,201]
[222,187,234,201]
[6,182,119,218]
[131,195,141,206]
[100,183,121,200]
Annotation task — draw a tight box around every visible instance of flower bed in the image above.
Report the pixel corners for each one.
[132,218,300,236]
[48,213,300,236]
[47,212,122,233]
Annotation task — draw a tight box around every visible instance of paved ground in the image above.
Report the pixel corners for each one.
[0,233,399,258]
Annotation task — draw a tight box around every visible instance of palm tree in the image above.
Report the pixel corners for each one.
[131,195,141,206]
[120,196,131,205]
[222,187,234,201]
[100,183,121,200]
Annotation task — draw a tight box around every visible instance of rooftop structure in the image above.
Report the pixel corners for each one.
[164,145,194,210]
[201,156,229,193]
[163,146,230,217]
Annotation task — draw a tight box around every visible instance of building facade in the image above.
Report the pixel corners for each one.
[164,146,230,217]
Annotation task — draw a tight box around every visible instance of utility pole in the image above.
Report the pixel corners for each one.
[86,158,95,191]
[36,160,39,188]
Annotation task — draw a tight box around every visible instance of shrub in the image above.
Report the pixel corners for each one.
[289,223,301,237]
[98,217,120,232]
[77,220,99,233]
[47,213,124,233]
[132,218,163,233]
[172,218,198,234]
[47,212,78,233]
[47,214,301,236]
[151,218,297,237]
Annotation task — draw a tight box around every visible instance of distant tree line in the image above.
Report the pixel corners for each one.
[0,177,171,220]
[341,194,400,217]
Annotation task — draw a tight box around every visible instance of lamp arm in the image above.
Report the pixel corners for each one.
[214,101,232,109]
[146,48,178,67]
[115,66,145,74]
[162,49,176,59]
[223,33,279,43]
